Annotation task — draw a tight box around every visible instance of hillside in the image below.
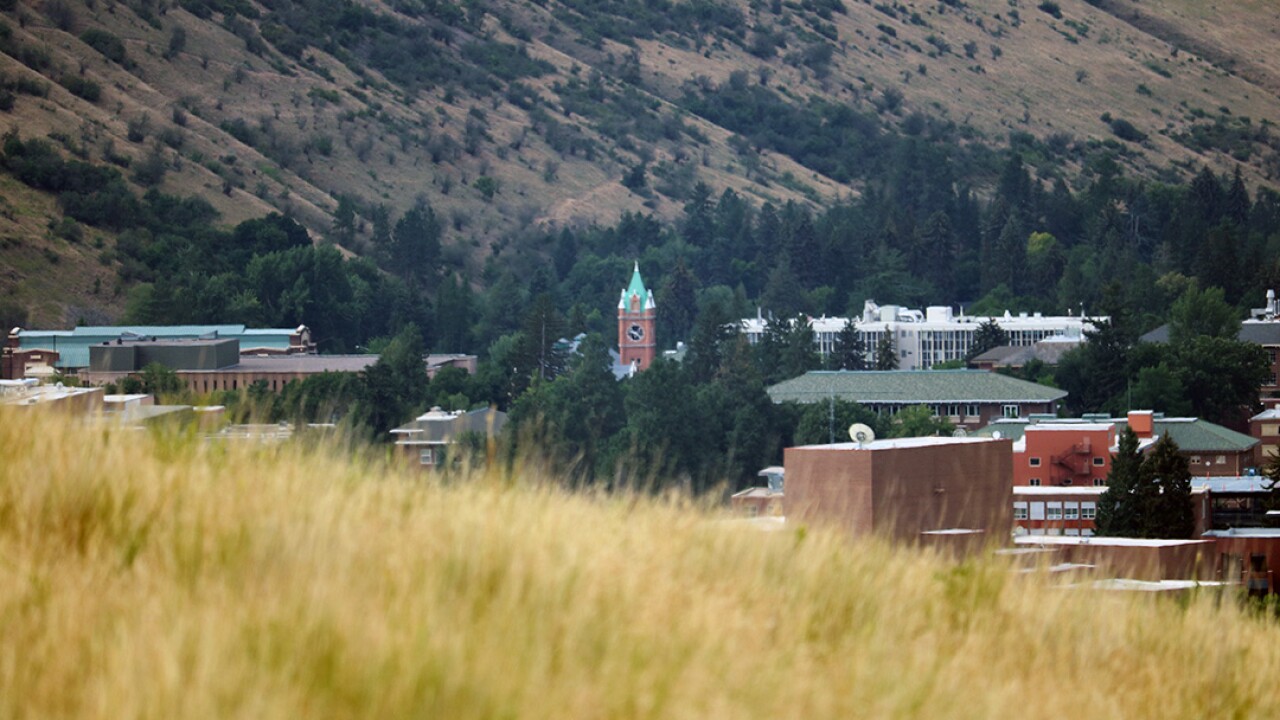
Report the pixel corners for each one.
[4,408,1280,718]
[3,0,1280,324]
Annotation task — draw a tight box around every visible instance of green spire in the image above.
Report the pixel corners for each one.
[620,262,654,312]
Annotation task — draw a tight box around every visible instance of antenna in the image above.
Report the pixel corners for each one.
[848,423,876,446]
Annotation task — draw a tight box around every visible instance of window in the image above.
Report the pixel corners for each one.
[1092,456,1105,466]
[1191,456,1202,465]
[1216,455,1227,465]
[947,404,961,417]
[965,404,980,417]
[1029,457,1041,467]
[1030,502,1045,520]
[1013,505,1029,520]
[1093,478,1106,487]
[1082,503,1096,520]
[419,448,435,466]
[1064,505,1079,520]
[1029,478,1041,487]
[1002,404,1020,418]
[1065,529,1081,537]
[1081,528,1094,537]
[1061,478,1073,486]
[1047,506,1063,520]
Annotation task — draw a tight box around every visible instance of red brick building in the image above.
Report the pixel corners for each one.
[617,263,656,372]
[1013,423,1116,488]
[783,436,1012,545]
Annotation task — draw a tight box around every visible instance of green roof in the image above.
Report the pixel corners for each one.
[974,417,1258,453]
[767,370,1068,405]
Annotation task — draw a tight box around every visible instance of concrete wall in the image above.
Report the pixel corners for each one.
[784,438,1013,545]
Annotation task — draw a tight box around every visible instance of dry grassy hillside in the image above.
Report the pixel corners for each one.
[3,0,1280,323]
[3,409,1280,718]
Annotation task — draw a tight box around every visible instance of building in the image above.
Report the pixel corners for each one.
[0,379,104,413]
[75,336,379,393]
[1012,486,1106,537]
[1011,484,1214,538]
[4,324,314,379]
[78,336,475,393]
[783,436,1013,545]
[1249,408,1280,464]
[979,411,1259,477]
[766,369,1067,430]
[617,263,656,372]
[968,335,1084,371]
[1012,422,1118,488]
[1141,290,1280,406]
[1012,536,1216,581]
[1203,528,1280,596]
[741,300,1103,371]
[391,407,508,468]
[1193,476,1275,531]
[729,466,785,517]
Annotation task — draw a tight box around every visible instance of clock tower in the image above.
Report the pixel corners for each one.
[618,262,656,371]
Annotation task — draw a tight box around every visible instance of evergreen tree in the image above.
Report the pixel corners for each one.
[1226,166,1251,228]
[831,319,867,370]
[1095,428,1143,536]
[966,319,1010,361]
[516,293,568,383]
[874,328,898,370]
[392,201,442,290]
[687,298,733,383]
[356,324,428,436]
[778,316,819,381]
[1138,434,1194,539]
[657,258,699,346]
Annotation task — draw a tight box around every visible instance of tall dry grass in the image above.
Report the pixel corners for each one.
[1,408,1278,719]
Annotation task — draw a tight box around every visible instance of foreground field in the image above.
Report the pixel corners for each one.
[1,410,1278,719]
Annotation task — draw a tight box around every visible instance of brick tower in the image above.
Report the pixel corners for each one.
[617,262,656,371]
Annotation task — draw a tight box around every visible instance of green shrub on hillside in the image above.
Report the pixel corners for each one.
[79,28,127,64]
[59,76,101,103]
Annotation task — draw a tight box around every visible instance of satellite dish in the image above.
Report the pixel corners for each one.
[952,427,968,437]
[992,431,1002,440]
[848,423,876,445]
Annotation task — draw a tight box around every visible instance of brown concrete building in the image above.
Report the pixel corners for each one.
[0,380,104,414]
[1013,536,1216,581]
[783,436,1013,544]
[391,407,508,468]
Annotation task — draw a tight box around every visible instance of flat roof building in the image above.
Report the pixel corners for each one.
[783,436,1013,548]
[742,300,1104,370]
[4,324,313,379]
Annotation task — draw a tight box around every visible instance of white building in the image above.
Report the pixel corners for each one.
[741,300,1105,370]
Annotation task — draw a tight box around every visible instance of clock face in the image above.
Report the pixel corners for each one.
[627,323,645,341]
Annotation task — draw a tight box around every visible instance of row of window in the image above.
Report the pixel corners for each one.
[1024,528,1095,537]
[1013,501,1097,521]
[1026,478,1107,486]
[1189,455,1229,465]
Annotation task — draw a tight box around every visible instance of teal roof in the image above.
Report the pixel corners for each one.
[17,325,297,368]
[620,262,651,312]
[974,417,1258,453]
[767,370,1068,405]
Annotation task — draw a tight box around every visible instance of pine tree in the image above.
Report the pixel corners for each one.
[966,319,1010,361]
[1138,434,1194,539]
[831,319,867,370]
[874,328,899,370]
[1095,428,1143,536]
